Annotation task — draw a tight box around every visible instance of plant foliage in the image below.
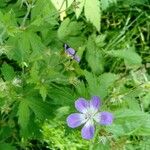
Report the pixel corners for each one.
[0,0,150,149]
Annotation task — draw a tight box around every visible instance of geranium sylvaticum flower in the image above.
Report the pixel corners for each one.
[66,96,113,140]
[64,44,80,62]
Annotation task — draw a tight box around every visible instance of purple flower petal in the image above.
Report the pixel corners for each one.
[89,96,101,113]
[64,44,68,49]
[65,48,75,55]
[74,55,80,62]
[67,113,86,128]
[81,120,95,140]
[94,112,113,125]
[75,98,89,113]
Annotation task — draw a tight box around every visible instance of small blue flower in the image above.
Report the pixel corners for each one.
[64,44,80,62]
[66,96,113,140]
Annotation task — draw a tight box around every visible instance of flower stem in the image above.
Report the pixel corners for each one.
[20,2,32,28]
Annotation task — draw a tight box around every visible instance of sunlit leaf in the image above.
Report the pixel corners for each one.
[74,0,85,19]
[84,0,101,31]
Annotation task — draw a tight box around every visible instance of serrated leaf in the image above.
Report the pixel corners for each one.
[27,97,50,120]
[108,47,142,66]
[39,85,47,101]
[84,0,101,31]
[84,71,118,99]
[108,110,150,136]
[86,35,104,74]
[57,18,70,40]
[86,52,104,74]
[75,81,89,98]
[57,18,82,40]
[29,32,45,58]
[48,86,77,105]
[6,31,31,63]
[114,109,149,120]
[1,63,15,81]
[31,0,58,25]
[74,0,85,18]
[17,100,30,129]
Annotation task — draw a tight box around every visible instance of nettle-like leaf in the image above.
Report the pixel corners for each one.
[84,0,101,31]
[6,30,44,64]
[17,100,30,129]
[6,31,31,63]
[75,81,89,99]
[48,86,77,105]
[0,10,18,37]
[57,18,83,41]
[27,96,50,120]
[108,109,150,136]
[74,0,85,19]
[31,0,58,26]
[84,71,118,99]
[86,35,104,74]
[107,46,142,67]
[1,63,15,81]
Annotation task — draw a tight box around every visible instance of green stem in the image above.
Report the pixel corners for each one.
[21,3,32,28]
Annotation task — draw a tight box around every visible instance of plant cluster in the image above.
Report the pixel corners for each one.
[0,0,150,149]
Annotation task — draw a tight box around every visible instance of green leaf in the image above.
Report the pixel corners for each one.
[86,35,104,74]
[143,93,150,109]
[17,100,30,129]
[48,86,77,105]
[0,126,12,141]
[101,0,117,10]
[0,143,16,150]
[1,63,15,81]
[6,31,31,63]
[108,110,150,136]
[87,52,104,74]
[31,0,58,26]
[114,109,149,120]
[39,85,47,101]
[84,0,101,31]
[84,71,118,99]
[74,0,85,19]
[75,81,89,98]
[29,32,45,55]
[57,18,72,40]
[108,47,142,67]
[27,97,50,120]
[98,73,118,98]
[57,18,82,40]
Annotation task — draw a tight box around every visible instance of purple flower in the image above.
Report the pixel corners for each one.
[64,44,80,62]
[66,96,113,140]
[73,55,80,62]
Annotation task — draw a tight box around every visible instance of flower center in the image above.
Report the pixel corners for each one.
[85,112,95,120]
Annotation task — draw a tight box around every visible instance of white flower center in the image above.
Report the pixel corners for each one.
[84,108,97,121]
